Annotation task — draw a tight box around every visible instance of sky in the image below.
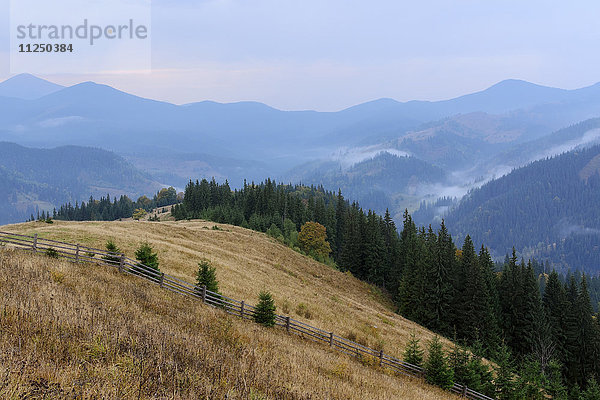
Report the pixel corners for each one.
[1,0,600,111]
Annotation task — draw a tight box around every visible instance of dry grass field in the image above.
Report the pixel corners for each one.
[0,219,460,399]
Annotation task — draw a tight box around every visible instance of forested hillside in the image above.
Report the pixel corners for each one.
[443,144,600,273]
[0,142,162,224]
[167,178,600,397]
[284,152,446,218]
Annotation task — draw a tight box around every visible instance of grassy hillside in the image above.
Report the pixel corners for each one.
[1,219,460,399]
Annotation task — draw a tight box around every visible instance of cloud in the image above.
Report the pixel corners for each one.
[533,128,600,160]
[38,116,84,128]
[330,146,409,169]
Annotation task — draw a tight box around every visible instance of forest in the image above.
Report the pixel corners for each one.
[54,187,178,221]
[443,144,600,273]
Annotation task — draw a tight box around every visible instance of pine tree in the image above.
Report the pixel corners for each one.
[403,332,424,367]
[254,291,276,327]
[424,335,454,390]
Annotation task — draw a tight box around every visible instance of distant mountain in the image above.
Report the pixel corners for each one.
[0,74,64,100]
[443,144,600,273]
[4,75,600,223]
[0,142,162,225]
[2,76,600,170]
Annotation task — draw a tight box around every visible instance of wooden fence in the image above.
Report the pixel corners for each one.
[0,231,495,400]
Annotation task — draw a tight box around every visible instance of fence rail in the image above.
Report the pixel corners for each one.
[0,230,495,400]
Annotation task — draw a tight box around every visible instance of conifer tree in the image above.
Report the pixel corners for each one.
[254,291,276,327]
[494,343,516,400]
[543,270,568,364]
[134,242,159,276]
[582,377,600,400]
[424,335,454,390]
[195,259,220,294]
[403,332,424,367]
[101,239,121,264]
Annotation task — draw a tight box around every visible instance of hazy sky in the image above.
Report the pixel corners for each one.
[1,0,600,110]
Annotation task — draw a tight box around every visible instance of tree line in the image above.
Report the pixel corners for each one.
[54,187,179,221]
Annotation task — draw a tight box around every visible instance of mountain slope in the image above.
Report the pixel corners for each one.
[444,144,600,272]
[0,142,162,224]
[1,220,460,399]
[0,73,64,99]
[284,152,447,217]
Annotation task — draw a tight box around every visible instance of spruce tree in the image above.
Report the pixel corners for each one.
[195,259,220,294]
[101,239,121,265]
[134,242,159,277]
[424,335,454,390]
[582,377,600,400]
[254,291,276,327]
[494,343,516,400]
[478,245,501,357]
[403,332,424,367]
[543,270,568,364]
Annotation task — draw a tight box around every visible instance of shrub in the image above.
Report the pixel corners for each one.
[266,223,282,239]
[133,208,147,220]
[253,291,276,327]
[45,248,59,259]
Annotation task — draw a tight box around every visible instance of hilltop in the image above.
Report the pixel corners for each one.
[1,219,460,399]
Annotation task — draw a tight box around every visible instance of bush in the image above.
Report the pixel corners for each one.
[133,208,147,220]
[266,223,282,239]
[424,335,454,390]
[101,240,121,265]
[253,291,276,327]
[45,247,59,259]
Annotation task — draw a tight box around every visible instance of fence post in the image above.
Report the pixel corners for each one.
[286,316,290,333]
[75,244,80,263]
[461,385,467,396]
[240,301,245,318]
[32,233,38,252]
[159,272,165,288]
[119,254,125,273]
[329,332,334,347]
[379,350,383,367]
[201,285,207,303]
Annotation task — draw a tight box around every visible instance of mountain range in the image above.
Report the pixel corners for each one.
[3,73,600,274]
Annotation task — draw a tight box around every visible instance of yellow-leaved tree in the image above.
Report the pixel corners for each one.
[298,221,331,258]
